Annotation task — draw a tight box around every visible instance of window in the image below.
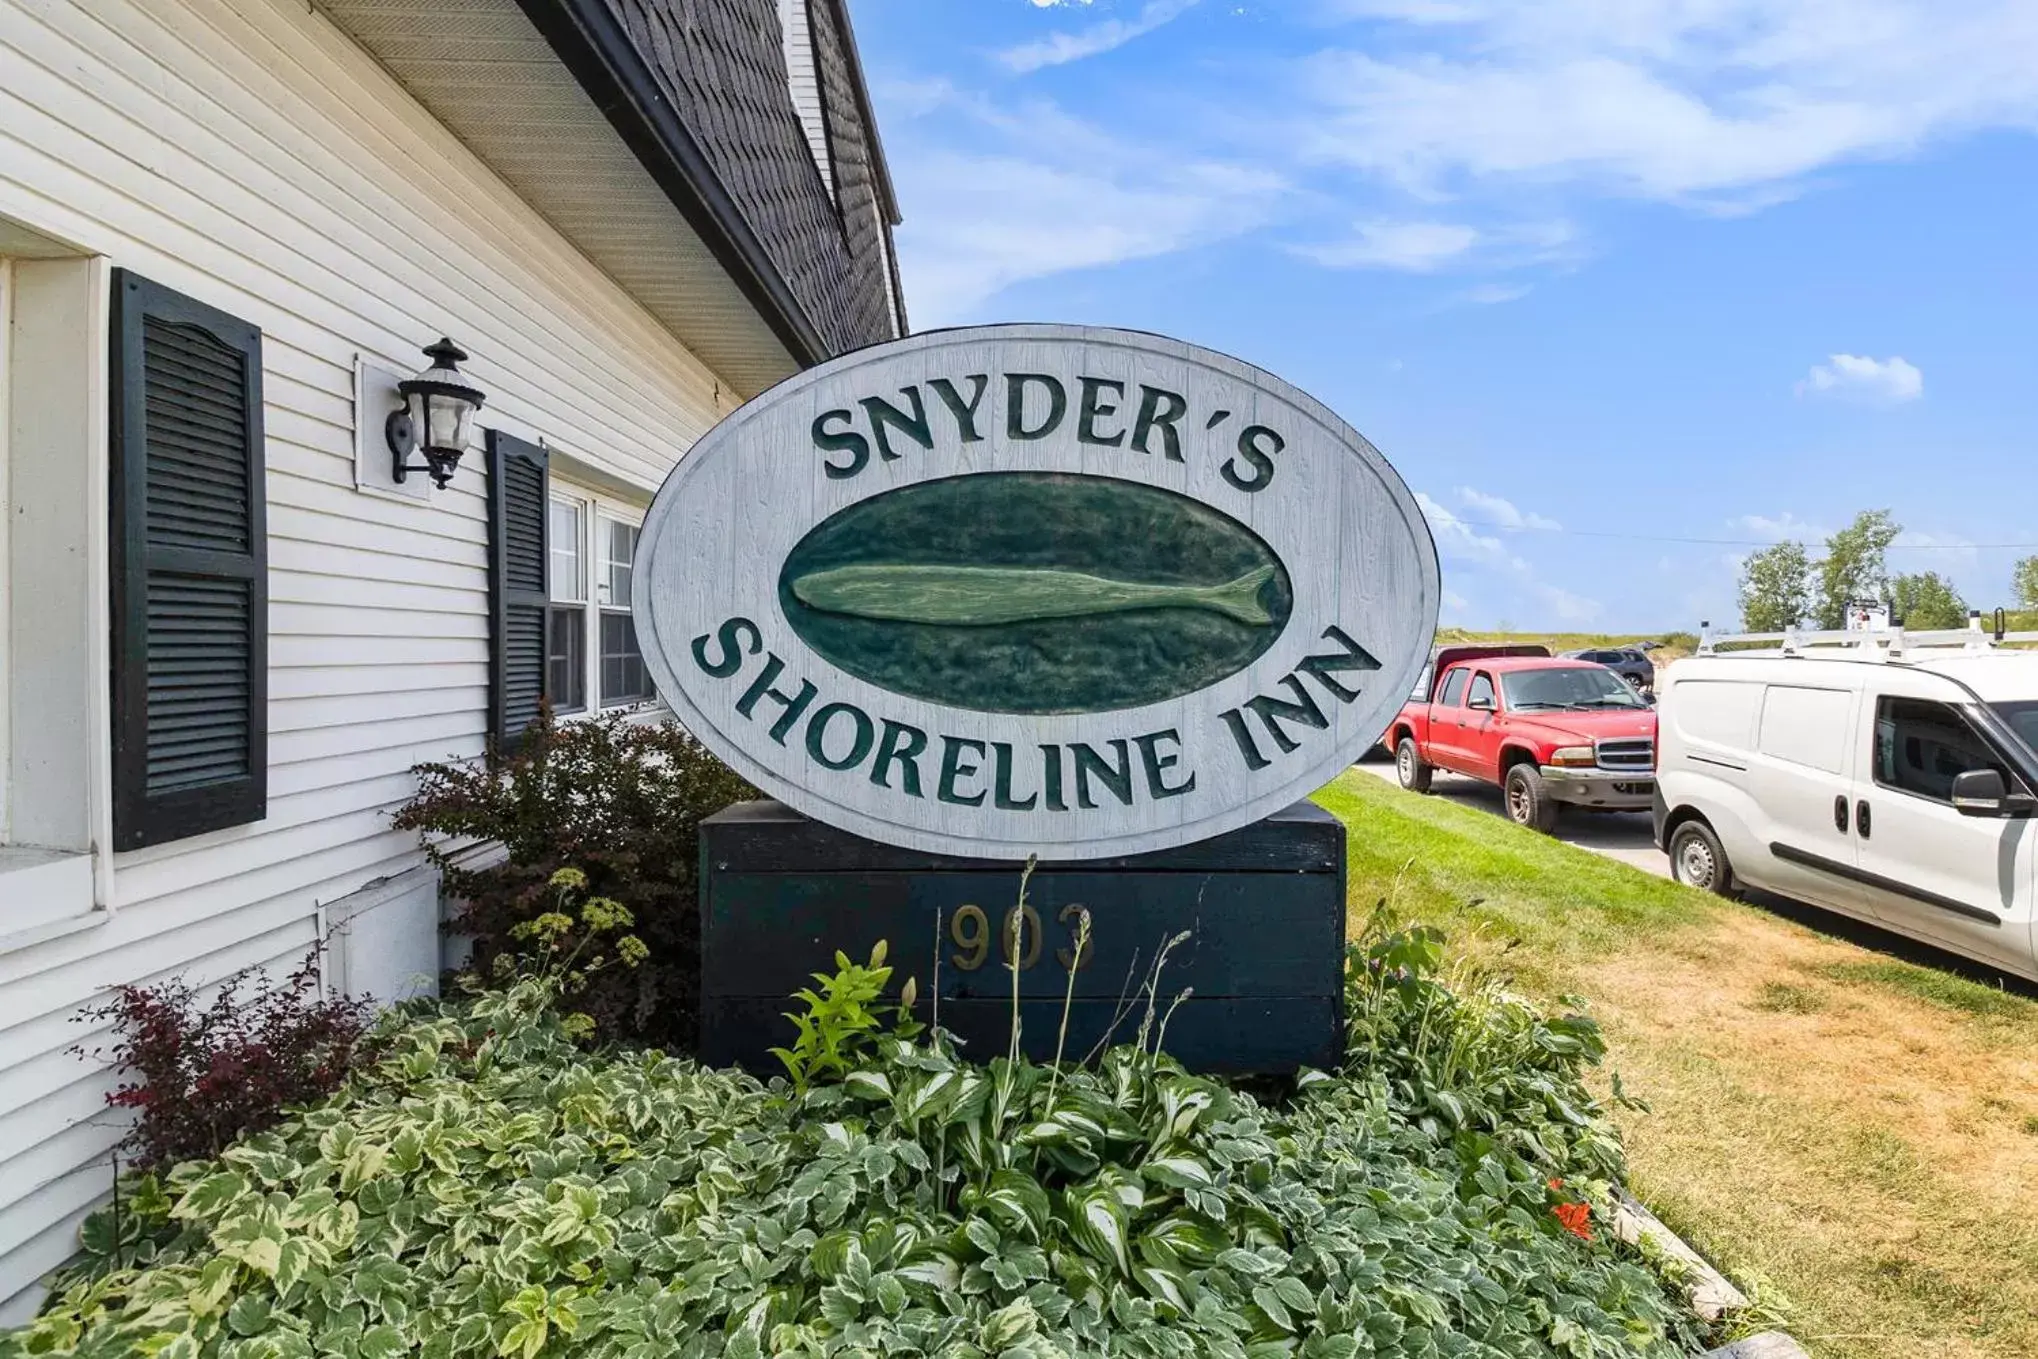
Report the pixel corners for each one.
[547,498,586,713]
[1994,701,2038,757]
[1502,666,1646,711]
[1873,697,2017,804]
[542,486,655,713]
[1757,685,1853,773]
[1467,672,1496,708]
[1438,668,1470,707]
[597,516,652,706]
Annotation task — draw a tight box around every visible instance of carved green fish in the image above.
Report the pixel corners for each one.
[790,562,1277,628]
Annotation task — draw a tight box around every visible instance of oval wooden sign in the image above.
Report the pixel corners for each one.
[635,324,1439,860]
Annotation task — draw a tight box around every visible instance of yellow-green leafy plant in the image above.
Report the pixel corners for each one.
[769,940,920,1091]
[485,867,648,1040]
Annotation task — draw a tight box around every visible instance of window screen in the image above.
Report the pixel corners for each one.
[1468,672,1496,708]
[1439,668,1471,707]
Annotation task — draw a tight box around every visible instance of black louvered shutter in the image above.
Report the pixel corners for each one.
[109,270,267,850]
[487,431,549,750]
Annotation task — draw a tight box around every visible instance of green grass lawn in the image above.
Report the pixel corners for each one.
[1315,769,1719,985]
[1316,770,2038,1359]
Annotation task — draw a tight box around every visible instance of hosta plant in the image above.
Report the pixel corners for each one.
[14,935,1699,1359]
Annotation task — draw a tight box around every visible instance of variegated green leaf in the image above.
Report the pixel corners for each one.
[1062,1187,1131,1277]
[172,1171,249,1222]
[1140,1155,1214,1191]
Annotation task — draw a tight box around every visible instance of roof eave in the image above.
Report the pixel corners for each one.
[518,0,832,367]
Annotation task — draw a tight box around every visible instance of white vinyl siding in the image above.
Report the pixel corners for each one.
[0,0,726,1316]
[778,0,834,201]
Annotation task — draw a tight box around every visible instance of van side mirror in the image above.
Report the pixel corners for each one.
[1951,769,2007,817]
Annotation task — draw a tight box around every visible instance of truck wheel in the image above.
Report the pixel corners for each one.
[1669,820,1735,896]
[1395,737,1433,793]
[1504,764,1558,833]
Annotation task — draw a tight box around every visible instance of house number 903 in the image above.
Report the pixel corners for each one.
[950,903,1093,972]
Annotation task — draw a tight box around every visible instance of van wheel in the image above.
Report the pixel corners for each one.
[1669,821,1735,896]
[1504,764,1558,833]
[1396,738,1433,794]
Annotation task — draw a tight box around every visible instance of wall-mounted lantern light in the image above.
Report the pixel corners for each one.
[386,338,486,489]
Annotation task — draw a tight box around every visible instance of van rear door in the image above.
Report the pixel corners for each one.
[1846,672,2037,973]
[1746,675,1874,918]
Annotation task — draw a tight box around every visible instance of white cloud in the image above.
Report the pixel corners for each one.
[1417,491,1600,623]
[1417,490,1514,566]
[1293,219,1479,270]
[1293,217,1578,277]
[1457,486,1561,531]
[1295,1,2038,206]
[1456,282,1532,305]
[882,84,1283,323]
[1534,583,1603,624]
[999,0,1200,72]
[1795,353,1924,402]
[1893,529,1981,571]
[879,1,2038,314]
[1734,511,1831,541]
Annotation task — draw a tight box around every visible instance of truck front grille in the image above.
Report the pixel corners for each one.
[1596,738,1655,770]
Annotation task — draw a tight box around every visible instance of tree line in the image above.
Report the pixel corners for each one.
[1739,510,2038,632]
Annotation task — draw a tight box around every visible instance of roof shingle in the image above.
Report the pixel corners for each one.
[599,0,901,358]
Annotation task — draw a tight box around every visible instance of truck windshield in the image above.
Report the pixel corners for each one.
[1992,701,2038,756]
[1501,666,1647,711]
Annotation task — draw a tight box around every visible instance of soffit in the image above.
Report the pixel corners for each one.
[316,0,799,398]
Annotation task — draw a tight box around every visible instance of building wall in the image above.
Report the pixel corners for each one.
[779,0,834,200]
[0,0,730,1317]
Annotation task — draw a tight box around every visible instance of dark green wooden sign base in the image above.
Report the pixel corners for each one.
[698,800,1347,1075]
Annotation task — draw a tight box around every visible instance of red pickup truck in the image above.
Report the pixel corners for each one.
[1386,645,1657,831]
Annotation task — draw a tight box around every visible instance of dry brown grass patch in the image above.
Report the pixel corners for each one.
[1576,908,2038,1358]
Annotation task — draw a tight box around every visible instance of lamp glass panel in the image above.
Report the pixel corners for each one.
[423,390,468,452]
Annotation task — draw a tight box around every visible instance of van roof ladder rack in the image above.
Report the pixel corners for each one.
[1697,613,2038,660]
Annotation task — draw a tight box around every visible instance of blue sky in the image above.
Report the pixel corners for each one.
[847,0,2038,634]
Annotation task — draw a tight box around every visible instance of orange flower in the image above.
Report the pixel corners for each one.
[1552,1200,1593,1242]
[1547,1177,1564,1191]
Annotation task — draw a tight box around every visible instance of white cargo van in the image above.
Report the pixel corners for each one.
[1653,625,2038,979]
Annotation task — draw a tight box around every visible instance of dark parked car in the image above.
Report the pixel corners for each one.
[1562,647,1657,693]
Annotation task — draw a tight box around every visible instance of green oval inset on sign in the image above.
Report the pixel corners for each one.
[778,472,1293,714]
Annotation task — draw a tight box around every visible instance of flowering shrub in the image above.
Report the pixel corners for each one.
[22,931,1697,1359]
[393,711,753,1049]
[75,949,370,1171]
[486,867,651,1043]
